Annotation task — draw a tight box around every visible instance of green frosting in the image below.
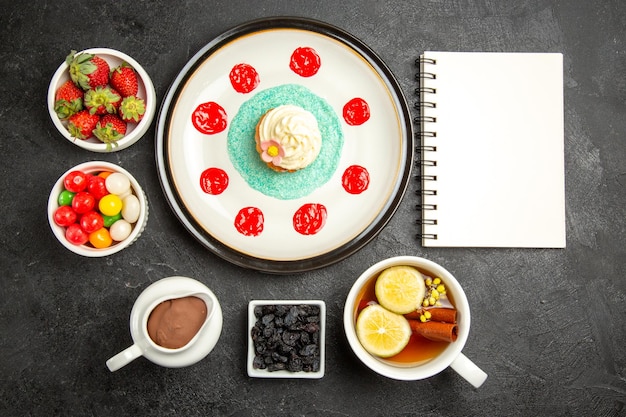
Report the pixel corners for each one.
[227,84,344,200]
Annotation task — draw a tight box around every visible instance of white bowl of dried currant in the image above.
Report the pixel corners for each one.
[248,300,325,379]
[47,48,156,152]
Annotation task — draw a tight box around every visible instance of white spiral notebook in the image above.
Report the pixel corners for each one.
[417,52,566,248]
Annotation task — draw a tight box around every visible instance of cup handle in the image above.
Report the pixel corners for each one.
[449,352,488,388]
[106,344,143,372]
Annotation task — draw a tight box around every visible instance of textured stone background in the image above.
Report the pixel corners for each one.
[1,1,624,416]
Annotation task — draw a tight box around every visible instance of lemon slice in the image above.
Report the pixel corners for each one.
[356,304,412,357]
[375,265,426,314]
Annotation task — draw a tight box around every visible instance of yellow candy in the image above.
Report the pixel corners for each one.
[99,194,123,216]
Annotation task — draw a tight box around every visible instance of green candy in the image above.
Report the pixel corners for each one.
[57,190,75,206]
[102,212,122,228]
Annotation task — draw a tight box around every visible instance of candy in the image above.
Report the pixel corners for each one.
[110,219,132,241]
[72,191,96,214]
[55,168,141,249]
[105,172,131,195]
[121,194,140,223]
[102,212,122,228]
[89,227,113,249]
[87,175,108,200]
[57,190,75,206]
[64,170,89,193]
[53,205,77,227]
[79,211,104,234]
[65,223,89,245]
[99,194,123,217]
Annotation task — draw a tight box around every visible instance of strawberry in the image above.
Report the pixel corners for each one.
[84,86,121,115]
[66,50,110,90]
[67,110,100,139]
[93,114,127,149]
[118,96,146,123]
[54,80,84,119]
[110,63,139,97]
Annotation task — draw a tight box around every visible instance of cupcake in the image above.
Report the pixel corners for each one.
[255,105,322,172]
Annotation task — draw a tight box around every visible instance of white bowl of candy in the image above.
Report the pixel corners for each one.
[47,161,148,257]
[47,48,156,152]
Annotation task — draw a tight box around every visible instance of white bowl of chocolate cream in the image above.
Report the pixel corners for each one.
[106,276,223,371]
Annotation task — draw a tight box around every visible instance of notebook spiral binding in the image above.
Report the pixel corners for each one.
[415,56,438,241]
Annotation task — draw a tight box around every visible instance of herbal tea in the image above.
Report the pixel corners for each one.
[354,265,457,366]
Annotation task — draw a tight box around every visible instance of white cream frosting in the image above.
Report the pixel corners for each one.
[258,105,322,170]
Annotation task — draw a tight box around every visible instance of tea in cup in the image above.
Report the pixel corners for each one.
[343,256,487,388]
[106,276,223,371]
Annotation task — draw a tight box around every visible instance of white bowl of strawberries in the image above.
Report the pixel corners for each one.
[47,48,156,152]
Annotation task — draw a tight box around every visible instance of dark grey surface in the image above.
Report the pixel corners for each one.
[1,1,625,416]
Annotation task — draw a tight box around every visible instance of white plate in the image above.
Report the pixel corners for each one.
[156,17,413,273]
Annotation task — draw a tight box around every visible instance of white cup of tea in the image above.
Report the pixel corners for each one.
[343,256,487,388]
[106,276,223,371]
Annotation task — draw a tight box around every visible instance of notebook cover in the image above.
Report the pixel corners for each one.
[419,52,565,248]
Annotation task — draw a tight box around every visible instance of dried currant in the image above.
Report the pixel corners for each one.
[251,304,322,373]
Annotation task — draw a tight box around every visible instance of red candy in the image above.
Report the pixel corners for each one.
[72,191,96,214]
[79,211,104,234]
[65,223,89,245]
[87,175,108,200]
[53,205,78,227]
[64,170,89,192]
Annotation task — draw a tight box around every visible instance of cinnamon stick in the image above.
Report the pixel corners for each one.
[404,308,457,323]
[408,320,458,343]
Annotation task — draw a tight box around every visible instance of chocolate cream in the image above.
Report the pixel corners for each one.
[147,296,208,349]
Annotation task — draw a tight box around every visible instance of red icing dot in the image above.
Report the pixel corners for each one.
[343,98,370,126]
[234,207,264,236]
[192,102,227,134]
[229,63,260,93]
[342,165,370,194]
[199,167,229,195]
[289,47,321,77]
[293,203,327,236]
